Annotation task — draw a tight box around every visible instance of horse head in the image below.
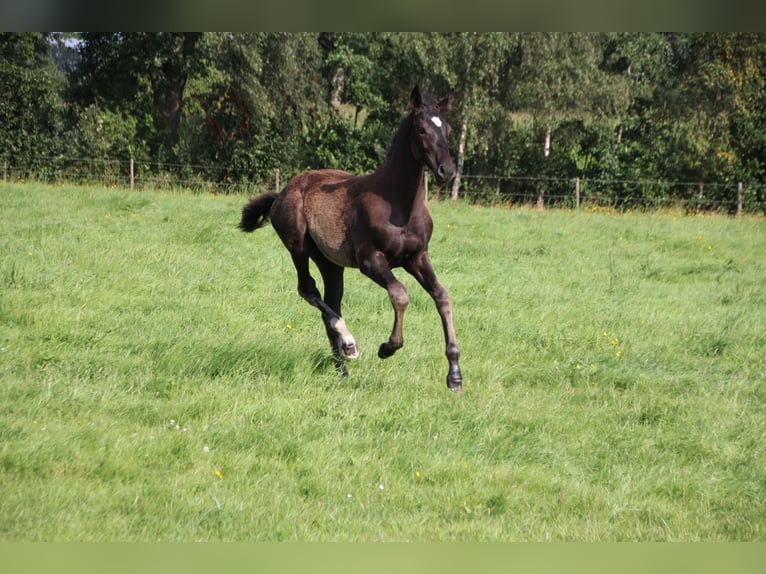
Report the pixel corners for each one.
[408,86,456,184]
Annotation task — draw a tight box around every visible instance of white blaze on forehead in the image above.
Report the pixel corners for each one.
[430,116,443,128]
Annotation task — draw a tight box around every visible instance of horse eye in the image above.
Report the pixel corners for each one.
[417,127,427,136]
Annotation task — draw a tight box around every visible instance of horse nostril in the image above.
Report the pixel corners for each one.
[437,163,455,182]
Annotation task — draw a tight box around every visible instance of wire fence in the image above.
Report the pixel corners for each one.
[1,154,266,196]
[452,174,765,214]
[3,153,766,214]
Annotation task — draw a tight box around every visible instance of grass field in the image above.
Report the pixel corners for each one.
[1,182,764,541]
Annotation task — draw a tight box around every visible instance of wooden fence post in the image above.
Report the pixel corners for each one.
[423,171,428,203]
[275,168,280,194]
[130,158,135,190]
[737,181,743,216]
[575,177,580,209]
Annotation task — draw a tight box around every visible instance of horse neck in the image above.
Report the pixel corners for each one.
[378,117,426,216]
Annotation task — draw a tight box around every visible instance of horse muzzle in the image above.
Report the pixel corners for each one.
[433,161,456,184]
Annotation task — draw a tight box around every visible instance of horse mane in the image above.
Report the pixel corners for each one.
[383,113,414,164]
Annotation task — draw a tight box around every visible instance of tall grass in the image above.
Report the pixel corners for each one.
[1,183,764,540]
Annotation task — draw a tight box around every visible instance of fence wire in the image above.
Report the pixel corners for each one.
[443,174,766,213]
[3,153,766,213]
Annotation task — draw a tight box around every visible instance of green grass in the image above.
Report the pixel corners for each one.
[1,183,764,541]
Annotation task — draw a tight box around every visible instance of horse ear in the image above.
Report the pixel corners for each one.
[409,85,423,108]
[438,93,453,113]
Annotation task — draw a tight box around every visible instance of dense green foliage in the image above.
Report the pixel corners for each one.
[1,183,765,540]
[2,33,766,208]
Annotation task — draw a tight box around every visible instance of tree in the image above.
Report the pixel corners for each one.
[508,33,630,207]
[441,33,517,199]
[682,33,766,197]
[0,33,64,174]
[178,33,331,182]
[320,33,386,124]
[609,33,766,206]
[154,33,202,152]
[3,32,763,206]
[69,33,202,162]
[310,33,413,175]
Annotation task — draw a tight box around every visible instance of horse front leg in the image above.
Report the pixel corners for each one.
[378,280,409,359]
[405,252,463,392]
[359,251,409,359]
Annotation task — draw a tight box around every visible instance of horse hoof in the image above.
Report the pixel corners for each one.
[378,342,395,359]
[447,369,462,393]
[342,342,359,359]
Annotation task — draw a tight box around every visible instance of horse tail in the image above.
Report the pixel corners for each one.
[239,193,278,232]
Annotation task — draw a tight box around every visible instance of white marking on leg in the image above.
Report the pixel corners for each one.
[431,116,442,128]
[330,317,359,359]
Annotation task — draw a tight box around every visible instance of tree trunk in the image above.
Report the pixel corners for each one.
[451,114,468,200]
[544,124,551,158]
[158,32,201,153]
[329,67,345,113]
[451,36,474,201]
[537,125,551,209]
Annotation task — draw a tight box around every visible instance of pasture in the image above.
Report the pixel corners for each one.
[1,183,764,541]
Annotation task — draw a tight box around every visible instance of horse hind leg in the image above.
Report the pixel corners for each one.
[270,189,356,363]
[315,260,359,362]
[290,253,359,362]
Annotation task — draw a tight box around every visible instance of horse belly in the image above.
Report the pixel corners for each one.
[304,192,356,267]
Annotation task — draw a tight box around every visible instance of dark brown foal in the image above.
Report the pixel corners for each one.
[240,86,463,391]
